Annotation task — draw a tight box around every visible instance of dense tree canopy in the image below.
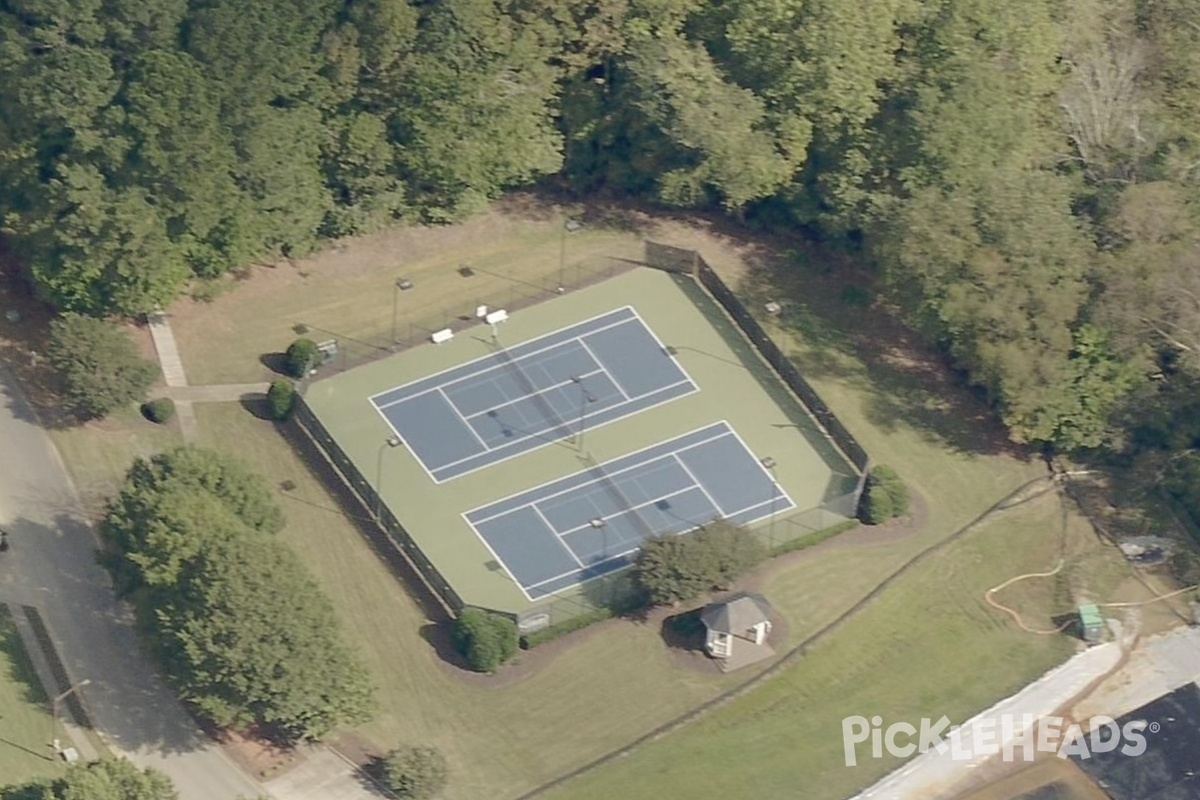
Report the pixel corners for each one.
[1,759,177,800]
[102,447,372,741]
[2,0,1200,504]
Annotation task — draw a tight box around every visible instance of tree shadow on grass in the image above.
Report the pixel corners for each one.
[239,395,274,422]
[0,606,50,710]
[731,238,1026,458]
[259,352,289,377]
[417,622,475,672]
[660,609,706,653]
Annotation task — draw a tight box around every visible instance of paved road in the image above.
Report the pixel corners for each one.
[0,367,264,799]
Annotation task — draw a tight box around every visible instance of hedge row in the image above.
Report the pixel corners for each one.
[769,519,859,557]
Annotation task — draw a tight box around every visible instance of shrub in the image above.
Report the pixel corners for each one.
[453,608,517,672]
[633,520,764,606]
[267,379,296,421]
[47,314,159,420]
[861,484,894,524]
[142,397,176,423]
[378,745,448,800]
[769,519,859,556]
[859,465,909,524]
[285,338,320,378]
[520,607,613,649]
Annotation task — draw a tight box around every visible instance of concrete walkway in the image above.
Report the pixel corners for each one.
[147,312,188,388]
[0,368,266,800]
[134,314,384,800]
[264,745,384,800]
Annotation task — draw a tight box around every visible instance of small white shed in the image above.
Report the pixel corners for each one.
[700,592,774,659]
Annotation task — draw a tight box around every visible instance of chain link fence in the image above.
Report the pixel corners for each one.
[301,256,633,380]
[291,241,869,630]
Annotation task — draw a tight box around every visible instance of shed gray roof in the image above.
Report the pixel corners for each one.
[699,592,772,634]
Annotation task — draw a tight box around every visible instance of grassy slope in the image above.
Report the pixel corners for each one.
[28,202,1140,800]
[542,250,1136,799]
[0,606,62,786]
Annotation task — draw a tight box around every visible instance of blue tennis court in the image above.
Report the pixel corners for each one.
[463,422,795,599]
[371,307,696,482]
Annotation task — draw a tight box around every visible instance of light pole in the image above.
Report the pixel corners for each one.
[571,375,596,452]
[375,436,402,520]
[761,456,779,550]
[590,517,607,562]
[391,278,412,346]
[51,678,90,753]
[558,218,581,293]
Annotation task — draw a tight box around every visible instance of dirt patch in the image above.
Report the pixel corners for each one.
[208,726,298,781]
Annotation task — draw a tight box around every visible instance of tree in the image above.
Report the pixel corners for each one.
[453,608,517,672]
[633,521,764,606]
[377,745,449,800]
[390,0,564,216]
[859,466,909,524]
[152,526,374,739]
[267,380,297,421]
[104,446,285,563]
[286,338,320,378]
[1,758,177,800]
[102,447,371,741]
[47,314,159,420]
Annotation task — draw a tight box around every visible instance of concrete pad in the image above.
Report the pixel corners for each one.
[264,746,385,800]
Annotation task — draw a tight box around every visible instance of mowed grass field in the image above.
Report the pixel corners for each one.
[0,605,62,786]
[35,199,1146,799]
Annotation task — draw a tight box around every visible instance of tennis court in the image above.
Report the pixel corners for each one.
[370,307,696,482]
[463,422,795,599]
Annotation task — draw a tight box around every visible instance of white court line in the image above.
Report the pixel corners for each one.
[552,484,707,538]
[722,419,797,510]
[458,508,585,603]
[373,316,635,411]
[467,421,798,598]
[367,305,634,403]
[465,426,732,525]
[369,402,442,485]
[671,452,727,516]
[461,368,605,423]
[523,542,647,592]
[576,337,630,401]
[427,378,700,482]
[628,306,697,386]
[533,506,584,568]
[437,387,490,451]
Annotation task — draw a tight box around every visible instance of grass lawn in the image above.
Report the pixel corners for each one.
[547,490,1123,800]
[0,605,62,787]
[169,207,648,386]
[31,199,1147,799]
[46,405,184,518]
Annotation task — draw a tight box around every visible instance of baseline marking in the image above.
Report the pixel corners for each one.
[577,337,630,401]
[532,506,584,568]
[373,315,635,411]
[671,453,727,516]
[437,387,490,452]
